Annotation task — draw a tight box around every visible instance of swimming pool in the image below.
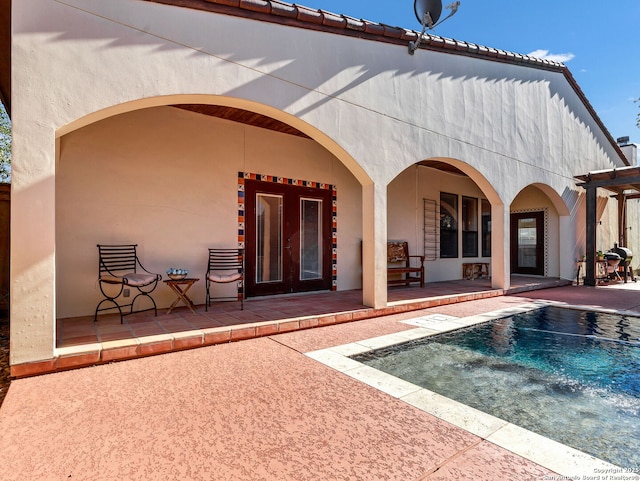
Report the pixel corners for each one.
[352,306,640,469]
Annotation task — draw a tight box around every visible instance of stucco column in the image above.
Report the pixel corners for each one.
[10,125,57,365]
[491,203,509,290]
[558,215,574,281]
[362,183,387,308]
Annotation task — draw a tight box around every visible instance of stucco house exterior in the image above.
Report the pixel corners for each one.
[2,0,638,373]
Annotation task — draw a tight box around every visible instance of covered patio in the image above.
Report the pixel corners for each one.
[576,165,640,286]
[16,276,570,379]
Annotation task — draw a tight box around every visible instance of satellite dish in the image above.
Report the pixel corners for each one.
[408,1,460,54]
[414,0,442,28]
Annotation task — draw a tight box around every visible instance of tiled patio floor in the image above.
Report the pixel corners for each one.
[59,276,566,347]
[3,281,638,480]
[40,276,569,378]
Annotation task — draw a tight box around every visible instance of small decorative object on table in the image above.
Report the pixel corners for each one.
[167,267,189,280]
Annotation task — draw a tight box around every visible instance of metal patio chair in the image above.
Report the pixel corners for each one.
[206,248,244,310]
[94,244,162,323]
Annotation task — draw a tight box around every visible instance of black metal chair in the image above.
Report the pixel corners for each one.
[206,248,244,310]
[95,244,162,323]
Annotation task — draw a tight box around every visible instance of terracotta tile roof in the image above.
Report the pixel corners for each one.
[147,0,565,71]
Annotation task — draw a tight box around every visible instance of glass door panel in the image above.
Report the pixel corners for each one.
[510,211,544,275]
[256,193,282,283]
[300,198,322,280]
[517,218,537,268]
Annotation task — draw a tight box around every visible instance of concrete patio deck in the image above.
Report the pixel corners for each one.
[2,281,640,479]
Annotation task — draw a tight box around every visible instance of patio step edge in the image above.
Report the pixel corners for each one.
[11,286,533,378]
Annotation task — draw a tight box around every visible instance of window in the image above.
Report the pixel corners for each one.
[440,192,458,258]
[481,199,491,257]
[462,196,478,257]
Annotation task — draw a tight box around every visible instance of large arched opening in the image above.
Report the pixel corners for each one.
[55,96,372,319]
[386,158,505,294]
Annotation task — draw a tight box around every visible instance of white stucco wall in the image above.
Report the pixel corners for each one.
[16,0,624,184]
[10,0,630,364]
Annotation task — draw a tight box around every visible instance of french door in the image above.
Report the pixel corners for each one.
[510,211,545,276]
[245,180,332,297]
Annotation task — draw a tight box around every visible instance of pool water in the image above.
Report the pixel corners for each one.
[352,306,640,469]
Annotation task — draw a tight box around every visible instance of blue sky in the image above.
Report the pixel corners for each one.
[301,0,640,146]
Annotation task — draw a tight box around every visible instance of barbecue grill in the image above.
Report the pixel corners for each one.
[607,244,635,282]
[603,252,621,270]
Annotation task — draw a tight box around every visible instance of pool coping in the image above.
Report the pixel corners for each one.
[306,301,640,479]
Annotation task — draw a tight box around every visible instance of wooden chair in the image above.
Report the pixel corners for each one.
[94,244,162,323]
[386,241,425,287]
[206,248,244,310]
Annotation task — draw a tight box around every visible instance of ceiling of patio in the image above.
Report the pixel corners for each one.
[172,104,310,138]
[418,161,468,177]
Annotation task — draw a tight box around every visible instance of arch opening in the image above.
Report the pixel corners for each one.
[387,158,503,286]
[510,183,571,279]
[55,97,371,318]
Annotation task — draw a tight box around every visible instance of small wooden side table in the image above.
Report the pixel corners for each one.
[462,262,490,280]
[164,278,199,314]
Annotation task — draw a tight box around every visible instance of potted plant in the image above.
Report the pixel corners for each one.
[596,250,604,261]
